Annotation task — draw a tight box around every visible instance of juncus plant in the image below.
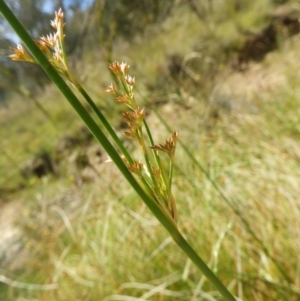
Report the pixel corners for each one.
[107,61,178,222]
[0,2,236,300]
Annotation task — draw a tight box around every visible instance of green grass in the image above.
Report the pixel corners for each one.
[2,0,300,300]
[0,86,77,193]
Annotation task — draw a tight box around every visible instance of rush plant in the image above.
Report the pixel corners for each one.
[0,2,236,300]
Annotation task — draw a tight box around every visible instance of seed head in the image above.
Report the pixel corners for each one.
[106,83,117,94]
[125,75,135,86]
[122,108,145,139]
[108,61,130,76]
[116,94,130,105]
[9,44,35,63]
[151,131,179,160]
[40,33,57,49]
[35,40,52,57]
[134,107,145,122]
[128,160,144,175]
[51,8,64,29]
[120,62,130,74]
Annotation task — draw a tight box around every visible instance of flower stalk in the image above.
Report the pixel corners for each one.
[107,60,179,222]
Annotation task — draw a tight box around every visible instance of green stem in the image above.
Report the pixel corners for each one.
[138,130,161,197]
[143,119,169,190]
[138,174,155,199]
[0,2,237,299]
[168,160,174,191]
[155,152,169,193]
[76,85,133,164]
[58,15,68,68]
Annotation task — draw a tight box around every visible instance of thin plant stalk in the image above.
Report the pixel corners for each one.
[143,118,169,188]
[76,84,134,164]
[0,2,237,300]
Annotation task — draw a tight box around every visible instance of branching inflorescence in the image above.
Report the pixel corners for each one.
[9,8,179,223]
[9,9,77,85]
[107,61,179,222]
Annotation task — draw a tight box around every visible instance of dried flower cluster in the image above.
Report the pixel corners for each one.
[9,44,35,63]
[107,61,179,222]
[150,131,179,162]
[9,8,75,83]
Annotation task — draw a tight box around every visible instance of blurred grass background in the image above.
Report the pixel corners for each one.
[1,0,300,300]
